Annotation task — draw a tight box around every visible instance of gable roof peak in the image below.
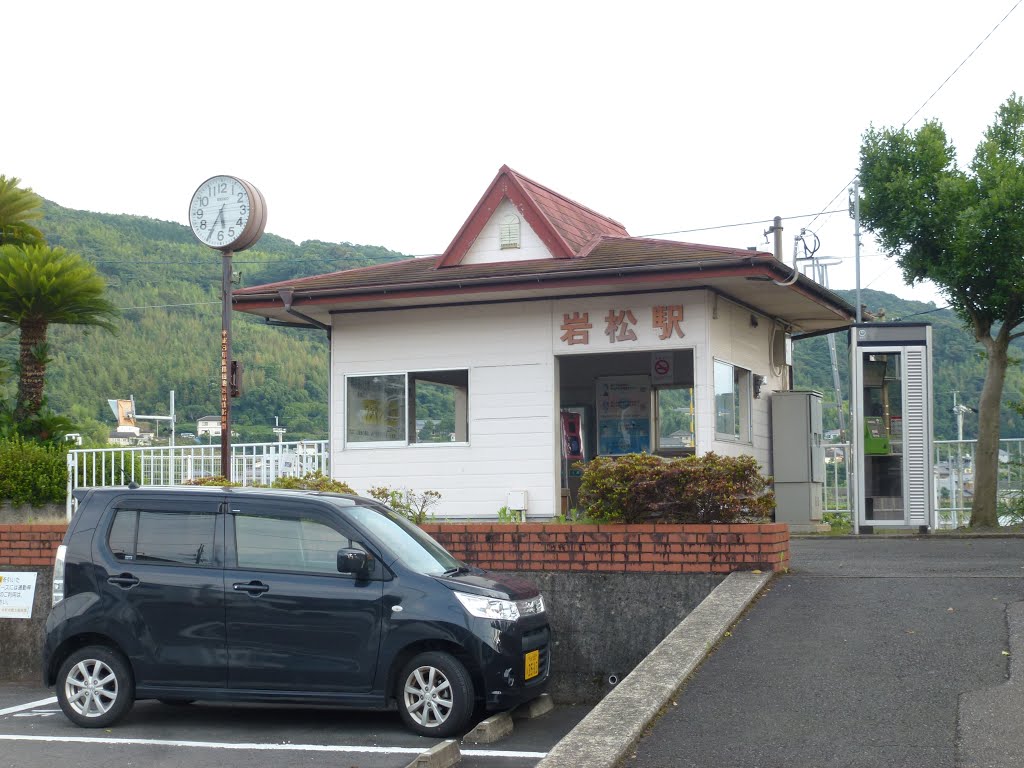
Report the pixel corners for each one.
[437,165,629,268]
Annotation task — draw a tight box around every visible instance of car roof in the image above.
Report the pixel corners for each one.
[74,485,373,506]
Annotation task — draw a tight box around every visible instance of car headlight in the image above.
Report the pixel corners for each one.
[454,591,520,621]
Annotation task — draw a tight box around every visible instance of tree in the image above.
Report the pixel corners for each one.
[0,176,45,248]
[858,94,1024,527]
[0,244,119,423]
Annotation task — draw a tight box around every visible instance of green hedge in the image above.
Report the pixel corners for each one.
[0,437,68,506]
[578,452,775,524]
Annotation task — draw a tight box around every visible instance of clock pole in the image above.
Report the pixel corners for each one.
[221,249,233,480]
[187,176,267,484]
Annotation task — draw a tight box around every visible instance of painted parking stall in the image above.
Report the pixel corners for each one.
[0,688,586,768]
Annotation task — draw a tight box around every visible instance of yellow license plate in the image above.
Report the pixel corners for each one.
[524,650,540,680]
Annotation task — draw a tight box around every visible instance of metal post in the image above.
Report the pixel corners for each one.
[852,179,863,324]
[221,251,233,480]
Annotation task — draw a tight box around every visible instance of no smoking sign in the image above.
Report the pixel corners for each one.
[651,354,673,384]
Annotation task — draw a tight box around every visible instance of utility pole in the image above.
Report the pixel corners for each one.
[851,179,863,324]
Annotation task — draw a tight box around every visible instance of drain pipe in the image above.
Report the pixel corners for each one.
[770,216,799,287]
[277,288,331,335]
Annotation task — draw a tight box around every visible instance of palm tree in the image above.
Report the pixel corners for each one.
[0,176,45,248]
[0,244,118,422]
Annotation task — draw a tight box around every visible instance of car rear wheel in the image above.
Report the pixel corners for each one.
[56,645,135,728]
[397,651,474,737]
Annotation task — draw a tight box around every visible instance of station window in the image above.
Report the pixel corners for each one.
[346,370,468,446]
[714,360,751,443]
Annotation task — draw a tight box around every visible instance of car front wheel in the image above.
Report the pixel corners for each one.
[397,651,474,737]
[56,645,135,728]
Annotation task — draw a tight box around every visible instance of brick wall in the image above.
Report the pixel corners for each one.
[422,522,790,573]
[0,522,790,574]
[0,525,66,567]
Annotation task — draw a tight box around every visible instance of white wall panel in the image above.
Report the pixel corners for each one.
[330,303,556,518]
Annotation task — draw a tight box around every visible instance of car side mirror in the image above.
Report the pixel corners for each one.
[337,548,370,575]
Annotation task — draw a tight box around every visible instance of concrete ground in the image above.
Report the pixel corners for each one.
[621,537,1024,768]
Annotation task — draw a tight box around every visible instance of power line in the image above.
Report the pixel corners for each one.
[639,209,846,239]
[900,0,1022,130]
[117,300,220,311]
[806,0,1021,231]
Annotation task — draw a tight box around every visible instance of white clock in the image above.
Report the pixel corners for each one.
[189,175,266,252]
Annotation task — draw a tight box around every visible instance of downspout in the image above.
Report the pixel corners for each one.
[770,216,800,287]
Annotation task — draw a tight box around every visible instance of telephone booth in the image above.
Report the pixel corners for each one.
[850,323,934,533]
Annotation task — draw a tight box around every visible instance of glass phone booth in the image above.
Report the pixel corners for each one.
[850,323,934,533]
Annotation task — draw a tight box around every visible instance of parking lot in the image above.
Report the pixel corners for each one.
[0,684,589,768]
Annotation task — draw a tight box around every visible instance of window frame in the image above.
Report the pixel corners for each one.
[344,368,469,449]
[106,506,221,568]
[713,358,752,444]
[226,501,382,580]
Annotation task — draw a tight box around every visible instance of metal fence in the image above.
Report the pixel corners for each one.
[66,440,329,519]
[822,438,1024,528]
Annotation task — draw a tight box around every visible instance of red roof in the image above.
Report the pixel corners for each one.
[436,165,628,267]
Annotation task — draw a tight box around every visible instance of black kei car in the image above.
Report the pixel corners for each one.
[42,486,550,737]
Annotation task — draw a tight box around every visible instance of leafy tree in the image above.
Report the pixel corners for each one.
[0,176,45,248]
[0,244,118,422]
[858,94,1024,527]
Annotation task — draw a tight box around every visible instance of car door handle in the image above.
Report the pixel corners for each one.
[107,574,140,588]
[232,581,270,595]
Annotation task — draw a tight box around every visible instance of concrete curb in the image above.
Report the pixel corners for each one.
[535,570,773,768]
[405,739,460,768]
[463,711,514,743]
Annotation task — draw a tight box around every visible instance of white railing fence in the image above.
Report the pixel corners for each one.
[821,438,1024,528]
[66,440,329,519]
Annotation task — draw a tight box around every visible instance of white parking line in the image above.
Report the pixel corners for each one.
[0,734,547,759]
[0,698,57,716]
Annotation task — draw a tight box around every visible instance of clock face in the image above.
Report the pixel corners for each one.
[189,176,252,250]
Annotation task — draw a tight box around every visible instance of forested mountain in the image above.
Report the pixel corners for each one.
[0,201,407,444]
[1,203,1019,444]
[792,289,1024,440]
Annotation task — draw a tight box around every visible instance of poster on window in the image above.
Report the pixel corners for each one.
[346,375,406,443]
[596,376,651,456]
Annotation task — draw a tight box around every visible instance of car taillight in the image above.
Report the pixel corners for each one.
[52,545,67,606]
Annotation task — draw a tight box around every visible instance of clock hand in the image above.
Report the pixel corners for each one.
[207,205,226,243]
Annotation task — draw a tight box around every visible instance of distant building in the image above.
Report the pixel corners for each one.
[197,417,222,438]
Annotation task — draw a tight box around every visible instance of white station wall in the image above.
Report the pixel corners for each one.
[330,303,557,519]
[329,289,783,519]
[705,295,785,469]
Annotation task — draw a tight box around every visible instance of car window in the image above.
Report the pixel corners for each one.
[234,514,363,575]
[109,508,217,566]
[345,504,460,575]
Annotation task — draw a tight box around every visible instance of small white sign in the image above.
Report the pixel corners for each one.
[0,572,38,619]
[651,353,674,385]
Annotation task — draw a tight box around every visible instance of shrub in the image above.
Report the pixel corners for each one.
[272,471,355,494]
[184,475,241,487]
[0,436,68,506]
[578,452,775,524]
[368,486,441,524]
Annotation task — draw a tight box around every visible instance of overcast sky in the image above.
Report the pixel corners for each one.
[6,1,1022,309]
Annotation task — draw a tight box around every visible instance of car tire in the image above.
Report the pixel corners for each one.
[396,651,474,737]
[56,645,135,728]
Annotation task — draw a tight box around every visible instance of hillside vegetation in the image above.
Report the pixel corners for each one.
[0,201,407,444]
[1,203,1018,443]
[792,288,1024,439]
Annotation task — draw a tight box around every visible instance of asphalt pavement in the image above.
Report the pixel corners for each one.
[621,536,1024,768]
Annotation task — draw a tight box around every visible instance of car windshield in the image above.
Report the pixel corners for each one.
[345,504,461,575]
